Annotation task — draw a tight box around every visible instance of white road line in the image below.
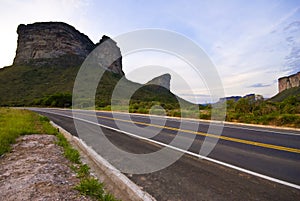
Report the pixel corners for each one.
[30,108,300,190]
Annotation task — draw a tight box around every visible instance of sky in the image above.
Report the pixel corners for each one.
[0,0,299,103]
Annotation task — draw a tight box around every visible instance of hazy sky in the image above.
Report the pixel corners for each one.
[0,0,299,103]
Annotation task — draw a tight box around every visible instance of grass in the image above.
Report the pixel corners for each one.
[56,133,81,164]
[0,108,57,155]
[75,178,104,198]
[0,107,119,201]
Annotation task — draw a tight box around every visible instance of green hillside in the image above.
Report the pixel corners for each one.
[269,86,300,102]
[0,58,194,116]
[0,64,78,106]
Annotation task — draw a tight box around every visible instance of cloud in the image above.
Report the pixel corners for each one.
[177,94,213,104]
[248,83,272,88]
[283,21,300,74]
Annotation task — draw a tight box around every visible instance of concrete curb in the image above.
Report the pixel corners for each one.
[50,121,156,201]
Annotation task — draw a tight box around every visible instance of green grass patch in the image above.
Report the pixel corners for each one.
[75,178,104,198]
[76,164,90,178]
[0,108,58,155]
[55,133,81,164]
[75,178,119,201]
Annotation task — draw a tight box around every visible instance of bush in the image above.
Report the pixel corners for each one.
[278,114,300,126]
[199,113,210,119]
[34,93,72,107]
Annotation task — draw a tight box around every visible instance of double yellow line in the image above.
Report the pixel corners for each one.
[73,111,300,154]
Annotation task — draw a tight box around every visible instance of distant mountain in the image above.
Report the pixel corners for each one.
[145,73,171,90]
[0,22,192,111]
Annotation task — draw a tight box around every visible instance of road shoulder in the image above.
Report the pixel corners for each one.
[0,134,92,201]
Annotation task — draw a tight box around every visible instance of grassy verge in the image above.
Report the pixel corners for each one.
[0,108,119,201]
[0,108,57,155]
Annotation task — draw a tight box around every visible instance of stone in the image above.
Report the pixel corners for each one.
[278,71,300,92]
[146,73,171,90]
[94,35,124,76]
[13,22,94,65]
[13,22,124,75]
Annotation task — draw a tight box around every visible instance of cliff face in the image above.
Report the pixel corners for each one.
[94,35,124,75]
[13,22,124,75]
[146,73,171,90]
[13,22,94,65]
[278,72,300,92]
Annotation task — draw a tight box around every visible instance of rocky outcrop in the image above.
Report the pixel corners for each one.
[13,22,94,65]
[94,35,124,75]
[146,73,171,90]
[13,22,124,75]
[278,72,300,92]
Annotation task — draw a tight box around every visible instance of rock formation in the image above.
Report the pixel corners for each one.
[94,35,124,75]
[13,22,94,65]
[146,73,171,90]
[13,22,124,75]
[278,71,300,92]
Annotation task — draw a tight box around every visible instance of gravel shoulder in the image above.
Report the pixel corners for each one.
[0,134,93,201]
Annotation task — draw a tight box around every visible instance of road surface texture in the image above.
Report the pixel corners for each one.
[30,108,300,201]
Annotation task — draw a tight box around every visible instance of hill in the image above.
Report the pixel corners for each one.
[0,22,195,116]
[0,59,190,113]
[270,86,300,102]
[0,62,77,106]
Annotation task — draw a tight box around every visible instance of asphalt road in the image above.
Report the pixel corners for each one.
[29,108,300,200]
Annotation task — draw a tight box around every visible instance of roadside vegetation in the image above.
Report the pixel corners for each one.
[0,108,57,155]
[0,108,119,201]
[33,93,72,108]
[200,93,300,128]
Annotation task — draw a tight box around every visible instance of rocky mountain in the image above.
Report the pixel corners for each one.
[13,22,124,75]
[94,35,124,75]
[278,71,300,93]
[146,73,171,90]
[0,22,191,110]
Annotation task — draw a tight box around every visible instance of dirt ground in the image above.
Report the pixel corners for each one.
[0,134,93,201]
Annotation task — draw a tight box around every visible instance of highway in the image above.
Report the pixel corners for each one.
[29,108,300,200]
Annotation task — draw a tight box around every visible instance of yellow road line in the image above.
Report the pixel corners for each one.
[73,111,300,154]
